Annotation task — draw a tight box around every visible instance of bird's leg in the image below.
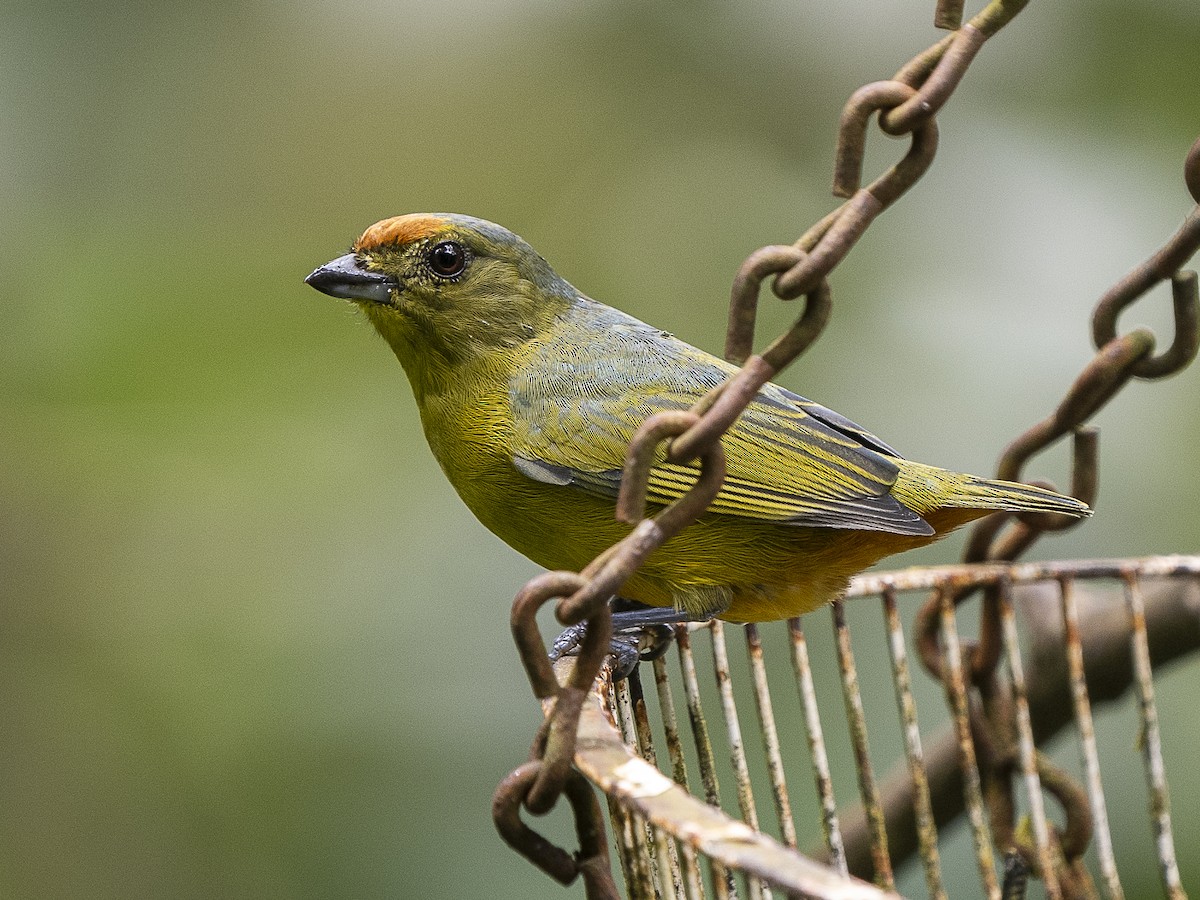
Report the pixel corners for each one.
[549,597,723,680]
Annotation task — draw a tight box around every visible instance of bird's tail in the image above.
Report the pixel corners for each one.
[895,462,1092,520]
[945,474,1091,518]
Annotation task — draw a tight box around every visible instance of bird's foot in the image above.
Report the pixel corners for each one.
[548,599,717,680]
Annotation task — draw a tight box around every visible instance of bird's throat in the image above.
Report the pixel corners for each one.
[358,303,459,399]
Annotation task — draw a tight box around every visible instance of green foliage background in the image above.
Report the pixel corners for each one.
[2,1,1197,897]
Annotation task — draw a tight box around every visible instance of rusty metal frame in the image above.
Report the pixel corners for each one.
[563,556,1199,900]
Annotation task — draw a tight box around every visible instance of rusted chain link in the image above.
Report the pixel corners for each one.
[916,133,1200,891]
[510,571,607,815]
[496,1,1041,893]
[937,0,1028,36]
[494,762,621,899]
[1093,259,1200,379]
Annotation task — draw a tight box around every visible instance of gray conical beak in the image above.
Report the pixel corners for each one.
[305,253,399,305]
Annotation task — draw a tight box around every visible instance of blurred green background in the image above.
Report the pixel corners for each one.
[2,1,1198,897]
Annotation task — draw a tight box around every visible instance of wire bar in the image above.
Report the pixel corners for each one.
[845,555,1200,597]
[787,617,849,876]
[608,790,646,899]
[936,589,1001,900]
[654,655,694,792]
[1123,573,1187,900]
[879,588,945,900]
[616,676,669,896]
[653,655,708,900]
[746,624,804,900]
[996,577,1061,900]
[711,621,771,900]
[678,625,736,900]
[629,666,687,900]
[605,679,642,896]
[830,601,894,890]
[653,824,683,900]
[745,624,800,850]
[1058,576,1122,900]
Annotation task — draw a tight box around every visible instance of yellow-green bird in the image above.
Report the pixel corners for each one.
[306,213,1089,623]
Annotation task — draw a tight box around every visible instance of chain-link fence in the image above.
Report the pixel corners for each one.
[491,2,1200,897]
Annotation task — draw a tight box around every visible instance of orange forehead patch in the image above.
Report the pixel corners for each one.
[354,214,448,252]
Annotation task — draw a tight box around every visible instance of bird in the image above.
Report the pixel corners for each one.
[306,213,1090,624]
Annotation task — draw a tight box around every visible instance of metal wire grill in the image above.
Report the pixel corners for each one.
[556,556,1199,900]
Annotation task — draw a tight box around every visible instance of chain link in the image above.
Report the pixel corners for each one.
[494,762,620,899]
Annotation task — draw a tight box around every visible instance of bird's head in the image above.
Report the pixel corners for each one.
[306,214,577,390]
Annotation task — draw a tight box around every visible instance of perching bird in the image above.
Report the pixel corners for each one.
[306,214,1089,623]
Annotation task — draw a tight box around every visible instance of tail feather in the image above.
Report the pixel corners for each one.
[949,476,1092,518]
[893,461,1092,520]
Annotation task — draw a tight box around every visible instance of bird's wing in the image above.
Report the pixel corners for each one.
[508,306,933,536]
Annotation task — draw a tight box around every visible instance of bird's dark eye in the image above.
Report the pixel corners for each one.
[428,240,468,278]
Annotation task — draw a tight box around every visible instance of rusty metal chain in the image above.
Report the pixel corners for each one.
[494,1,1035,893]
[916,133,1200,893]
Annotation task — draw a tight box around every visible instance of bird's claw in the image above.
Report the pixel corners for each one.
[548,623,648,681]
[549,617,677,681]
